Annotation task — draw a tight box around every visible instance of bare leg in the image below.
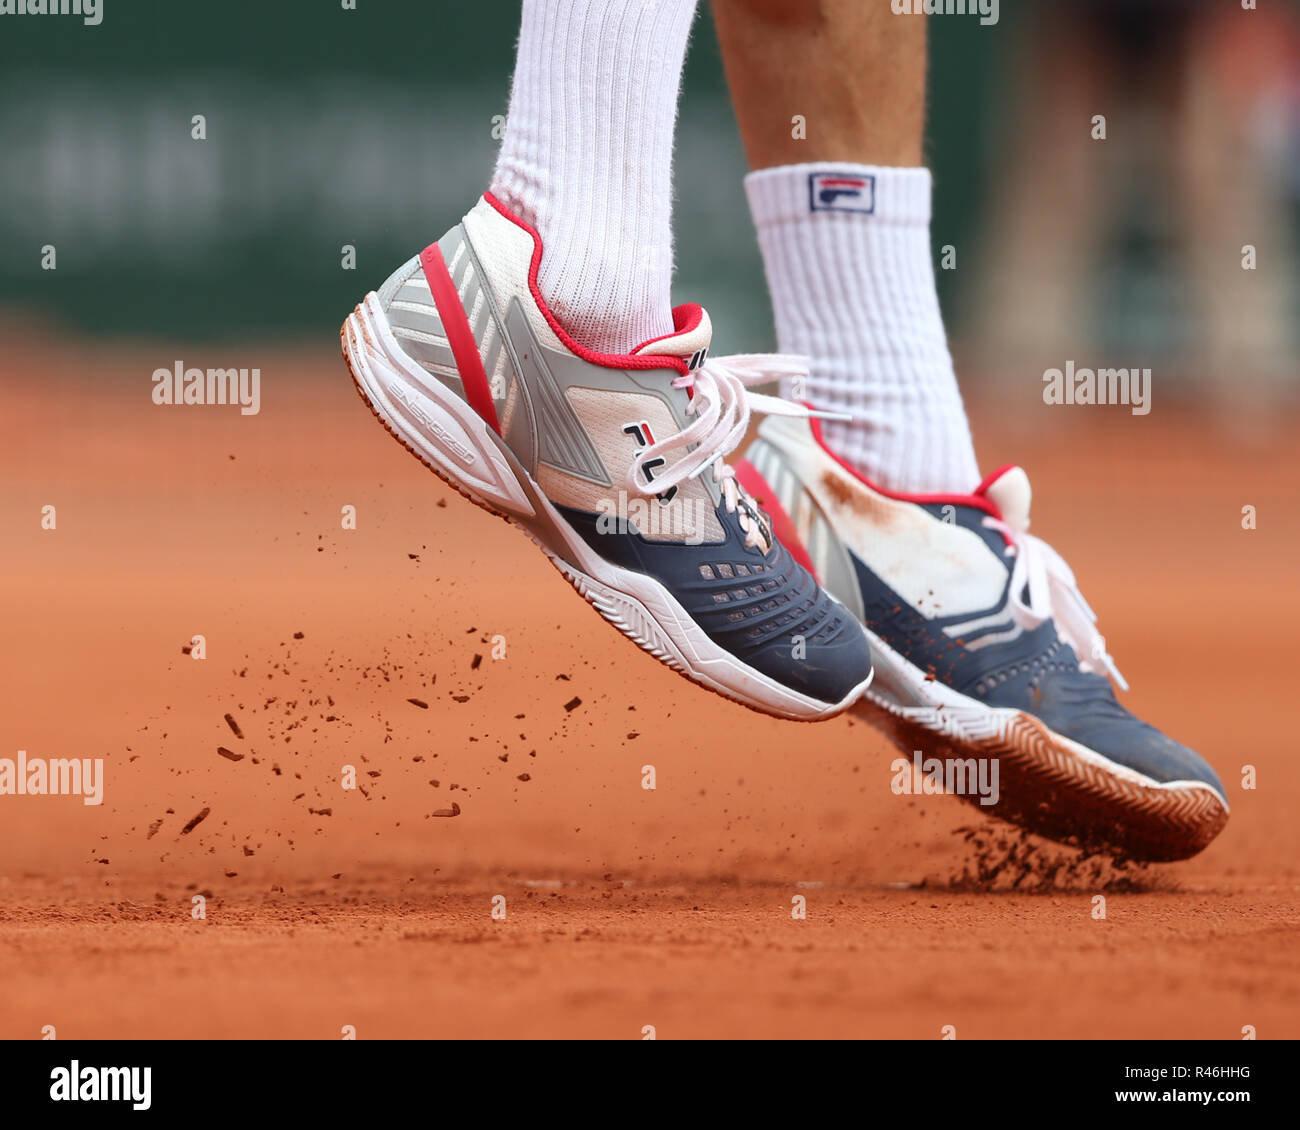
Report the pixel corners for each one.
[712,0,978,494]
[713,0,925,169]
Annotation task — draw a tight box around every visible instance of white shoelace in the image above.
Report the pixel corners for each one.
[625,353,838,550]
[625,365,1124,687]
[982,516,1129,691]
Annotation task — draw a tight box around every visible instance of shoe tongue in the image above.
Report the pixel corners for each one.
[632,303,713,363]
[979,464,1033,531]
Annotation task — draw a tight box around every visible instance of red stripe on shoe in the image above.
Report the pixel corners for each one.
[420,242,501,435]
[805,413,1001,520]
[733,458,819,582]
[481,192,689,376]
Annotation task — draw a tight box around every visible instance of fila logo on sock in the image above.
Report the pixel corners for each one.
[622,421,678,504]
[808,172,876,215]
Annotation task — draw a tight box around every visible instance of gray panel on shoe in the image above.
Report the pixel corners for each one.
[377,257,462,387]
[386,304,451,347]
[506,300,611,486]
[744,440,860,617]
[541,347,722,509]
[436,227,468,278]
[503,365,537,470]
[391,332,460,380]
[482,332,503,393]
[812,511,865,621]
[376,255,421,309]
[501,298,728,505]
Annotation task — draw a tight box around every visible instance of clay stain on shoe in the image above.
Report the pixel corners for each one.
[819,471,902,529]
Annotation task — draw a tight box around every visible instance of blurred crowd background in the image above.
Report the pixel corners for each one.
[1,0,1296,404]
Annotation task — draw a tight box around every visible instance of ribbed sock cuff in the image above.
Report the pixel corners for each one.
[745,163,933,229]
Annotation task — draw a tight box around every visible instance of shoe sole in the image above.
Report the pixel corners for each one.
[341,294,872,722]
[858,628,1229,861]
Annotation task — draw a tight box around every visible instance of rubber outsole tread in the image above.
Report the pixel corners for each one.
[857,693,1228,861]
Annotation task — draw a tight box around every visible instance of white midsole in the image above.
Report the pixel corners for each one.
[344,293,871,721]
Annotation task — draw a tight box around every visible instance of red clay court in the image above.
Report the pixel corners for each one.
[3,337,1295,1039]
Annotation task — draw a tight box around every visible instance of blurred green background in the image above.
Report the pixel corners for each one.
[1,0,1296,391]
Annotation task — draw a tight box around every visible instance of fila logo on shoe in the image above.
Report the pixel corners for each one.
[686,347,708,372]
[622,421,678,504]
[808,172,876,215]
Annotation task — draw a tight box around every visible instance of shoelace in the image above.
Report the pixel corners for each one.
[982,516,1129,691]
[625,353,836,551]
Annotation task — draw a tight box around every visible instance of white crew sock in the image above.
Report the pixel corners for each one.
[490,0,698,354]
[745,163,980,494]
